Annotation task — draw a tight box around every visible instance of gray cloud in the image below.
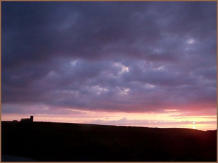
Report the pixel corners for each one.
[2,2,217,115]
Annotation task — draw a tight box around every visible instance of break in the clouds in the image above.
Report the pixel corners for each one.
[2,2,217,119]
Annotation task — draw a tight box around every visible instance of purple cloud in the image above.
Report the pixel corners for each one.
[2,2,216,116]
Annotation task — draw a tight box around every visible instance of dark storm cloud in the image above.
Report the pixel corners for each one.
[2,2,217,114]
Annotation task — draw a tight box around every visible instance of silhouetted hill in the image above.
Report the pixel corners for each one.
[2,121,217,161]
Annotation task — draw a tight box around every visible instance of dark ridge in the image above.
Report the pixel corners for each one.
[2,121,217,161]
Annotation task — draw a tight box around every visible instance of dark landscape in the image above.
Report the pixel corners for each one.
[2,2,217,162]
[2,121,217,162]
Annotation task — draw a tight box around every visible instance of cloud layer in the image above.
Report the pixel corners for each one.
[2,2,217,117]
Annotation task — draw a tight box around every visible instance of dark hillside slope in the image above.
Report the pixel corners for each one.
[2,121,217,161]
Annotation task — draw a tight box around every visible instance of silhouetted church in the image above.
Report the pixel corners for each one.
[20,115,34,123]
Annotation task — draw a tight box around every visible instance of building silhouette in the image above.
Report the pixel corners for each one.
[20,115,34,123]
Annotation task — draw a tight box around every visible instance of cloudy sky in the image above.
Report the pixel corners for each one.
[2,2,217,130]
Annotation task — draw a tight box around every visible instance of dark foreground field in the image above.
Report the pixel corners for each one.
[2,121,217,161]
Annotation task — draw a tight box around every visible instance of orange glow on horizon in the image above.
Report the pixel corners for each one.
[2,107,217,131]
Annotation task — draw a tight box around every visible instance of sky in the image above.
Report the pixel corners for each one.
[2,2,217,130]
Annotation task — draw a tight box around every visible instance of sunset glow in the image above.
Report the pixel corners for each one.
[2,107,216,131]
[2,2,217,131]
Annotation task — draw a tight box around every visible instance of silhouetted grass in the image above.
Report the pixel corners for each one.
[2,121,217,161]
